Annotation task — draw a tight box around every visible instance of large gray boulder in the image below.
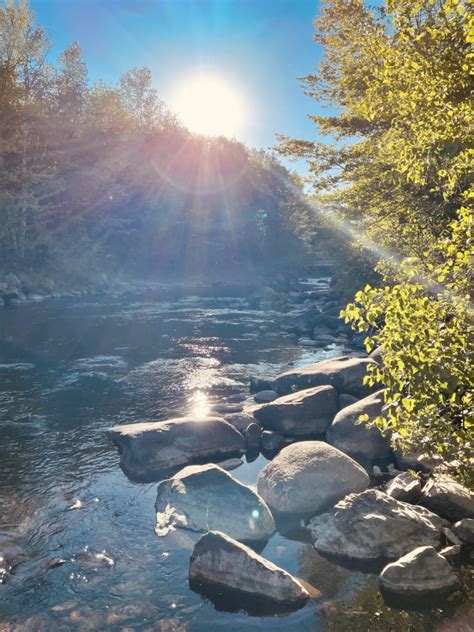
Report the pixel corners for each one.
[272,356,377,396]
[419,474,474,521]
[108,417,245,482]
[253,385,338,436]
[189,531,309,609]
[326,390,392,461]
[308,489,448,560]
[379,546,459,597]
[155,464,275,541]
[257,441,369,515]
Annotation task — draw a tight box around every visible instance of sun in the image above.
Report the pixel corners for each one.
[170,73,245,138]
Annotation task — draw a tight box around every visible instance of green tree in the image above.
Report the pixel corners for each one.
[279,0,473,479]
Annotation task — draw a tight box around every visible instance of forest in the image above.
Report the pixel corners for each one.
[0,0,317,287]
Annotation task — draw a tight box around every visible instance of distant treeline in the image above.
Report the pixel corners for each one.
[0,0,317,285]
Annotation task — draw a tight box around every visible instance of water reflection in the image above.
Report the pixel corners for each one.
[188,390,211,417]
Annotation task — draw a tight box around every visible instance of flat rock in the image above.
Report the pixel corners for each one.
[308,489,448,560]
[326,390,392,461]
[253,390,279,404]
[379,546,459,597]
[419,474,474,521]
[452,518,474,544]
[155,464,275,541]
[108,416,245,482]
[257,441,369,515]
[272,356,377,396]
[189,531,309,609]
[253,385,337,436]
[385,472,422,504]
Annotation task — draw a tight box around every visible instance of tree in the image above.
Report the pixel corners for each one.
[279,0,473,479]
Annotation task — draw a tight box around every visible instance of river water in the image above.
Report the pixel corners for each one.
[0,290,465,631]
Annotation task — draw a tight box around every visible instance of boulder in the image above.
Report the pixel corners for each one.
[244,423,261,451]
[308,489,448,560]
[108,416,245,482]
[452,518,474,544]
[379,546,459,597]
[313,334,337,346]
[5,272,21,288]
[249,376,274,393]
[155,464,275,541]
[419,474,474,521]
[395,448,443,472]
[225,412,256,434]
[189,531,309,609]
[253,385,338,436]
[326,390,392,461]
[338,393,359,410]
[253,390,279,404]
[257,441,369,515]
[298,337,318,347]
[272,356,377,396]
[280,306,322,335]
[385,472,422,504]
[369,345,384,365]
[261,430,285,453]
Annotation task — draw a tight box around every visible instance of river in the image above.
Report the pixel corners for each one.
[0,289,463,631]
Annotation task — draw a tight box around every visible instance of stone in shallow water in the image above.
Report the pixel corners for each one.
[253,385,337,437]
[326,389,392,461]
[155,464,275,542]
[107,416,245,482]
[308,489,448,560]
[419,474,474,521]
[253,390,279,404]
[257,441,369,515]
[272,356,377,396]
[189,530,309,611]
[379,546,459,597]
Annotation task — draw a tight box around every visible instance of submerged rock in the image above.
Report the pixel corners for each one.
[379,546,459,597]
[257,441,369,515]
[308,489,448,560]
[419,474,474,521]
[189,531,309,610]
[253,385,337,436]
[155,464,275,541]
[108,416,245,482]
[326,390,392,461]
[272,356,377,397]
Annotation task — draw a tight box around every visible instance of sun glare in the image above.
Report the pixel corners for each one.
[171,73,245,138]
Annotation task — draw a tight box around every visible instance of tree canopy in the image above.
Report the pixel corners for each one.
[279,0,473,480]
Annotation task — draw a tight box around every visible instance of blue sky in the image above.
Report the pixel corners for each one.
[32,0,326,159]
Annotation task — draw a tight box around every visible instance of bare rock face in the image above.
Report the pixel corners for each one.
[189,531,309,609]
[385,472,422,504]
[253,385,338,436]
[155,464,275,542]
[257,441,369,515]
[308,489,448,560]
[108,417,245,482]
[272,356,377,397]
[419,474,474,521]
[379,546,459,597]
[326,390,392,461]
